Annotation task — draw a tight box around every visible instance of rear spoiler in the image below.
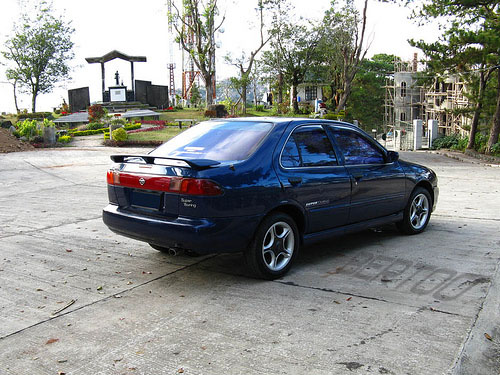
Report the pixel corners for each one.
[110,155,221,170]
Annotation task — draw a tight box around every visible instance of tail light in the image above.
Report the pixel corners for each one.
[106,170,223,196]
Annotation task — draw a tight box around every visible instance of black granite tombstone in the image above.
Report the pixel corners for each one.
[147,85,169,109]
[68,87,90,112]
[135,80,169,108]
[135,80,151,105]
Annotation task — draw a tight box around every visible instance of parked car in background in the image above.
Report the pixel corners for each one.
[103,118,438,279]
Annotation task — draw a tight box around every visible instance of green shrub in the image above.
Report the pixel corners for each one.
[491,142,500,156]
[16,119,39,139]
[451,136,468,151]
[255,105,265,112]
[432,134,460,149]
[111,117,127,126]
[323,113,339,121]
[58,135,72,143]
[87,122,105,130]
[69,128,107,136]
[112,127,128,142]
[474,133,488,153]
[18,112,52,120]
[42,118,55,128]
[124,123,141,131]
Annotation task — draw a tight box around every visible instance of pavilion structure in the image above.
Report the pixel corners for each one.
[85,50,147,102]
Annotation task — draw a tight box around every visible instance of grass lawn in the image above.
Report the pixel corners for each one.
[128,127,185,142]
[158,108,205,122]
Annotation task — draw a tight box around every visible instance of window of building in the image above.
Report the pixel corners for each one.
[400,112,406,122]
[401,82,407,97]
[304,86,317,101]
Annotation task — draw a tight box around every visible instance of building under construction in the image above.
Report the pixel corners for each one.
[384,54,471,150]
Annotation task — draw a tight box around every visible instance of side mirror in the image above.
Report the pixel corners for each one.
[387,151,399,163]
[382,133,387,141]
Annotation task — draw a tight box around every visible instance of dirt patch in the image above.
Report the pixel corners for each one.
[0,128,35,153]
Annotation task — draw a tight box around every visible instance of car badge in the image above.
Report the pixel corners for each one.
[139,178,146,186]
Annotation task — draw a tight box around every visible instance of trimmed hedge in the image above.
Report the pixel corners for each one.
[69,123,141,137]
[18,112,53,120]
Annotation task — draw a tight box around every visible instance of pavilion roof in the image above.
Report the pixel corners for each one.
[85,50,147,64]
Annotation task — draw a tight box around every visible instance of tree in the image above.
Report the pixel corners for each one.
[170,0,224,108]
[386,0,500,152]
[2,1,74,113]
[225,1,281,114]
[263,18,322,113]
[190,82,202,107]
[319,0,370,113]
[346,54,397,130]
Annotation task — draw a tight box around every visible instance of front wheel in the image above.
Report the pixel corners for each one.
[244,213,299,280]
[397,187,432,235]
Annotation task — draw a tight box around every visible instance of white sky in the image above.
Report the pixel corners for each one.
[0,0,440,113]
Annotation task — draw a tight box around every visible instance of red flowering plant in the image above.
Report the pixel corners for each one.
[88,104,106,123]
[127,125,165,134]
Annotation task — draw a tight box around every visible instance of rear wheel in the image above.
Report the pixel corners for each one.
[397,187,432,235]
[245,213,299,280]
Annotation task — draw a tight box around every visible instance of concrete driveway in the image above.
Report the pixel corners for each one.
[0,147,499,374]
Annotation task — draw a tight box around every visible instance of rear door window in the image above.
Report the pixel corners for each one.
[281,125,337,167]
[150,121,273,161]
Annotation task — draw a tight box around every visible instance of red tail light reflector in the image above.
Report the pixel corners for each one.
[106,171,223,196]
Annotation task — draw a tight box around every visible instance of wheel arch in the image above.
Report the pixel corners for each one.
[414,180,434,206]
[261,204,306,242]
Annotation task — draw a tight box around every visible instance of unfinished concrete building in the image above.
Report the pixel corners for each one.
[384,54,471,150]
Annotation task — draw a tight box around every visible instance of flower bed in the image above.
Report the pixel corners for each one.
[127,126,165,134]
[140,120,167,126]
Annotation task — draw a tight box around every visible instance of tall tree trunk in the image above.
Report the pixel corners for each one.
[291,83,299,113]
[467,69,490,150]
[277,72,283,105]
[486,70,500,153]
[31,93,37,113]
[12,81,19,113]
[241,84,248,115]
[204,74,214,107]
[253,80,258,107]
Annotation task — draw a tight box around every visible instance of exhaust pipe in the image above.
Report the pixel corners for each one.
[168,248,184,256]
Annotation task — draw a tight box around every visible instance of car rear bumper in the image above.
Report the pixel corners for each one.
[102,204,261,254]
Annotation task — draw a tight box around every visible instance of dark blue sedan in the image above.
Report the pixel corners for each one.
[103,118,438,279]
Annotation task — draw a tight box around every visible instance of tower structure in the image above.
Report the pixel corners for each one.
[181,13,200,100]
[167,0,176,104]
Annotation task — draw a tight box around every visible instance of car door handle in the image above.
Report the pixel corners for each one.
[288,177,302,185]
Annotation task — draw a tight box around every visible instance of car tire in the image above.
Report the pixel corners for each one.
[245,212,299,280]
[397,187,432,235]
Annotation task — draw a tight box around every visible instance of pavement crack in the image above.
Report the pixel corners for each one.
[0,254,218,341]
[23,160,78,185]
[274,280,391,303]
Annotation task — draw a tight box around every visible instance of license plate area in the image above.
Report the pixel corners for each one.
[129,189,162,211]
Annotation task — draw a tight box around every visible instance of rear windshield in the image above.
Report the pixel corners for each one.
[150,121,273,161]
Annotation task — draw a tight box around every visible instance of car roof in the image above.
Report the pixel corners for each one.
[220,117,359,130]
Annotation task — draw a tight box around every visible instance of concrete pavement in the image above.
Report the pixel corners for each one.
[0,147,499,374]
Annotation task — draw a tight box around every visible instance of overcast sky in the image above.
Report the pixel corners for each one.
[0,0,440,113]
